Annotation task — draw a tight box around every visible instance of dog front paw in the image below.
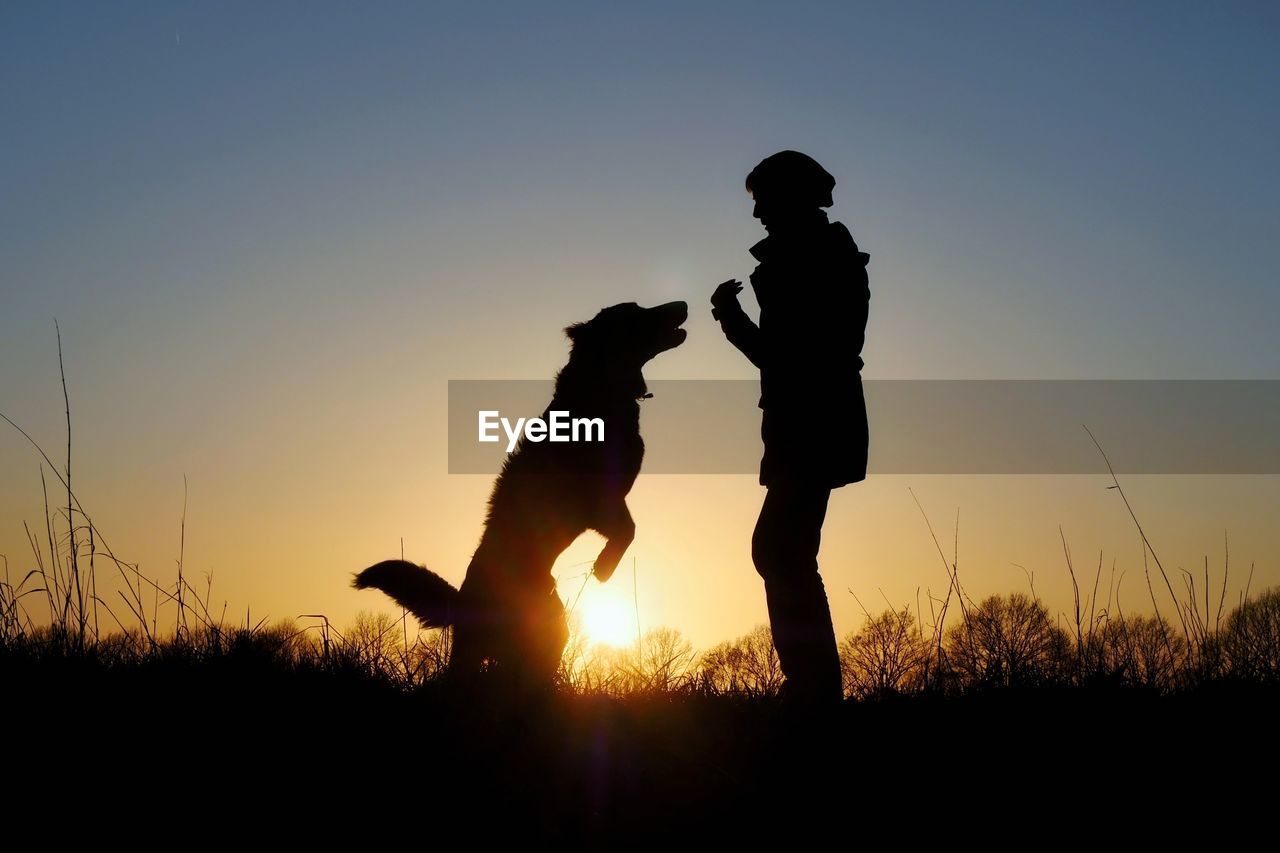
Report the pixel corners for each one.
[592,555,621,584]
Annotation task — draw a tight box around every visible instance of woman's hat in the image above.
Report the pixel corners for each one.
[745,150,835,208]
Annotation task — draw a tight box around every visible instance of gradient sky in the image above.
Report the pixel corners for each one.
[3,1,1278,650]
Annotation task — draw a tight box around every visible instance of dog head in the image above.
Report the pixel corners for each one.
[564,301,689,365]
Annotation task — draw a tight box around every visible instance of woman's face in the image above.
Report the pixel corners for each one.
[751,192,815,234]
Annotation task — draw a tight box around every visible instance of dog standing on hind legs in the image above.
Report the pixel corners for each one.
[353,301,688,694]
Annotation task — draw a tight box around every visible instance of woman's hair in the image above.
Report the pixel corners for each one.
[745,150,835,208]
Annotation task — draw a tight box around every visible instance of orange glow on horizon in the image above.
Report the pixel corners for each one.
[576,586,641,648]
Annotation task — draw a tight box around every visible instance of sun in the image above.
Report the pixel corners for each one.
[580,591,639,648]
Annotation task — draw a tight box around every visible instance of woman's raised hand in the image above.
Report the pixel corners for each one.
[711,278,744,311]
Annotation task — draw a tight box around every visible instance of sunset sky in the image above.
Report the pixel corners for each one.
[2,2,1278,651]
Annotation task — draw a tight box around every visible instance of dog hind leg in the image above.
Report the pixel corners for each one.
[513,587,569,690]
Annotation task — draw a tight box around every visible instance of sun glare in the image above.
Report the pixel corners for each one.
[580,592,639,648]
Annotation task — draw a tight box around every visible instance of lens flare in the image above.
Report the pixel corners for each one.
[580,592,639,647]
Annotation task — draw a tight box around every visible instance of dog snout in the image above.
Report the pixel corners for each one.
[652,301,689,326]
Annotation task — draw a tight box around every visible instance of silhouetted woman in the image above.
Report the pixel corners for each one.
[710,150,870,707]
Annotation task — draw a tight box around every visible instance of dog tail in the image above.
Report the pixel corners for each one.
[351,560,459,629]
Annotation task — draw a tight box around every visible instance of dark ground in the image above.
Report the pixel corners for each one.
[7,656,1277,845]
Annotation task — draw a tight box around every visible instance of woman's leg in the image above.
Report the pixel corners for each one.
[752,481,842,703]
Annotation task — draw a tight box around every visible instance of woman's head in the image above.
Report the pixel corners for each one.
[745,150,835,233]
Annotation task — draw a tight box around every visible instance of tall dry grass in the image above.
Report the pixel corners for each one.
[3,335,1276,701]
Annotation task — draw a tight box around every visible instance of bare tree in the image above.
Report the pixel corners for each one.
[1223,586,1280,684]
[1087,613,1186,690]
[698,624,783,696]
[626,626,698,693]
[344,609,407,678]
[839,607,929,699]
[944,592,1072,689]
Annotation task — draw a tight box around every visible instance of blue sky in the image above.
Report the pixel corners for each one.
[2,2,1277,646]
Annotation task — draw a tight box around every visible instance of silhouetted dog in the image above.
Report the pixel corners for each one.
[353,301,688,691]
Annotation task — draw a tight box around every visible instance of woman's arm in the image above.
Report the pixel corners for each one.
[713,300,766,369]
[710,279,765,368]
